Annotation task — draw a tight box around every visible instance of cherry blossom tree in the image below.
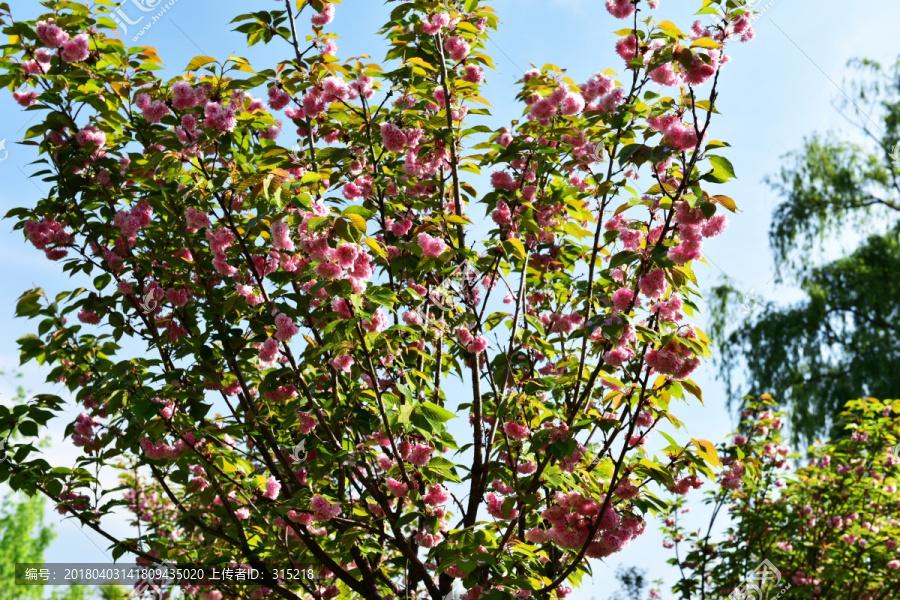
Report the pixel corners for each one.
[662,396,900,600]
[0,0,754,598]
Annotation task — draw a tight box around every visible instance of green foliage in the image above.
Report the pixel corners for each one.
[607,565,649,600]
[664,396,900,599]
[0,492,54,600]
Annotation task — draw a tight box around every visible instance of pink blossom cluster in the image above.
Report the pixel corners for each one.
[71,412,103,449]
[645,328,701,380]
[136,93,170,123]
[526,492,646,559]
[24,218,74,260]
[114,200,154,246]
[527,84,587,126]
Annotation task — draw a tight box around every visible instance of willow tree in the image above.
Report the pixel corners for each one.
[711,57,900,445]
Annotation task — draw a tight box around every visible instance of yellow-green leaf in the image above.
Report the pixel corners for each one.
[186,55,217,72]
[712,195,737,212]
[691,37,721,49]
[345,213,367,233]
[692,438,720,467]
[657,20,684,38]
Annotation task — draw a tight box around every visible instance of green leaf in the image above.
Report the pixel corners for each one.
[18,420,39,437]
[708,155,737,181]
[419,402,456,423]
[397,405,413,425]
[609,251,639,269]
[15,292,43,318]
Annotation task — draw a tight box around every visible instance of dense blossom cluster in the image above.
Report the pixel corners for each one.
[0,0,757,599]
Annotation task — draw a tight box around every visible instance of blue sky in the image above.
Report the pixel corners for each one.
[1,0,899,597]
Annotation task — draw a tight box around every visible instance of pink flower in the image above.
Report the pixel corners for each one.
[606,0,636,19]
[612,288,634,311]
[603,347,634,366]
[311,3,335,27]
[263,477,281,500]
[733,434,748,446]
[76,126,106,149]
[259,338,280,364]
[136,94,169,123]
[468,336,488,354]
[380,123,407,152]
[639,269,667,300]
[417,232,448,258]
[342,182,362,200]
[462,65,486,83]
[518,461,536,474]
[490,170,518,191]
[636,410,654,428]
[503,421,531,441]
[334,243,361,268]
[36,20,69,48]
[321,39,338,56]
[330,355,354,372]
[172,81,199,109]
[444,36,471,62]
[77,310,100,325]
[274,313,299,341]
[615,36,639,62]
[456,327,474,346]
[386,478,409,498]
[311,495,342,521]
[646,336,700,380]
[297,411,318,434]
[614,480,639,500]
[581,74,614,101]
[684,53,717,86]
[166,288,189,308]
[234,507,251,520]
[13,90,39,107]
[268,85,291,111]
[408,443,433,467]
[403,311,423,326]
[560,93,586,116]
[423,484,450,506]
[528,98,556,122]
[650,63,680,86]
[315,261,343,279]
[270,220,295,251]
[422,12,450,35]
[486,492,519,520]
[61,33,90,63]
[185,208,210,232]
[363,309,388,333]
[701,214,728,238]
